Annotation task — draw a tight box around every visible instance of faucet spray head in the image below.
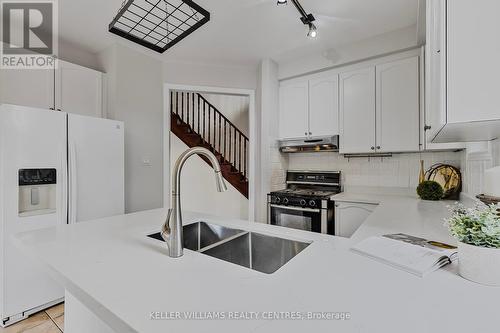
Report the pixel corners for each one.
[215,171,228,192]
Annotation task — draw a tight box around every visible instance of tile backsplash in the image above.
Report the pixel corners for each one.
[286,151,464,190]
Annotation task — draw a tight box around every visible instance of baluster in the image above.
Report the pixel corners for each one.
[238,133,242,172]
[203,101,206,142]
[208,106,211,147]
[218,114,221,153]
[187,92,190,127]
[213,107,216,149]
[181,92,185,121]
[224,120,227,162]
[175,91,179,115]
[244,139,247,178]
[191,92,195,131]
[170,91,173,116]
[197,94,200,134]
[233,128,237,166]
[229,127,232,167]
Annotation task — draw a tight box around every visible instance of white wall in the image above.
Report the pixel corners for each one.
[163,61,257,90]
[287,151,463,190]
[278,25,419,80]
[170,135,248,220]
[99,44,164,213]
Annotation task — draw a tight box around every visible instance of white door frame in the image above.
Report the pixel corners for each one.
[163,83,256,222]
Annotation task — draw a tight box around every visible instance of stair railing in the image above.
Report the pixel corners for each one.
[170,91,249,181]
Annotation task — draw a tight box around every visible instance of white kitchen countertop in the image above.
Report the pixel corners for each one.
[331,187,469,244]
[14,194,500,333]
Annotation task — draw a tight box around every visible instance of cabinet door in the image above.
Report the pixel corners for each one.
[447,0,500,124]
[279,80,309,139]
[339,67,376,153]
[376,57,420,153]
[0,67,54,109]
[425,0,447,141]
[335,202,377,238]
[55,60,103,118]
[309,74,339,137]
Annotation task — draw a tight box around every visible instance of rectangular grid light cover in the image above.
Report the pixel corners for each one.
[109,0,210,53]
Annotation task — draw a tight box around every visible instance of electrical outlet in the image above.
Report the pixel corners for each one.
[142,158,152,166]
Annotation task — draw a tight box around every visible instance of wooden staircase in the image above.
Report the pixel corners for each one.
[170,91,249,198]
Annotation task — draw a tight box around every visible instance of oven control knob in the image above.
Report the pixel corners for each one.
[283,198,289,205]
[275,196,281,204]
[309,200,316,207]
[300,199,307,206]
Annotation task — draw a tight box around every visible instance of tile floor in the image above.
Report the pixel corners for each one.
[0,303,64,333]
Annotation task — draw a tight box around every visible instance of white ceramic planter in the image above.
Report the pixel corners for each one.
[458,241,500,286]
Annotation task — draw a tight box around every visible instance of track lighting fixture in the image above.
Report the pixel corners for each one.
[278,0,317,38]
[307,23,317,38]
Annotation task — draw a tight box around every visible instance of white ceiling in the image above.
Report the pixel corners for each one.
[59,0,419,67]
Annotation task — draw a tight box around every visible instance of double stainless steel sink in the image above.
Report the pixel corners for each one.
[147,222,311,274]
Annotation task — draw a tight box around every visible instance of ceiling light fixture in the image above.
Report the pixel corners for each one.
[278,0,317,38]
[307,23,317,38]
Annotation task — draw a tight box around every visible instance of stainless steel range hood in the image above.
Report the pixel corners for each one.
[279,136,339,153]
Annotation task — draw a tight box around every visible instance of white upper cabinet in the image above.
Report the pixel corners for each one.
[279,79,309,139]
[279,72,339,139]
[447,0,500,124]
[0,68,54,110]
[426,0,500,142]
[55,61,103,118]
[339,67,376,154]
[0,57,104,118]
[376,56,420,153]
[309,74,339,137]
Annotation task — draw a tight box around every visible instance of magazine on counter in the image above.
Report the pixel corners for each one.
[350,233,458,277]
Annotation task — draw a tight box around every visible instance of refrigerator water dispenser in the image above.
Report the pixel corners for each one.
[18,169,57,217]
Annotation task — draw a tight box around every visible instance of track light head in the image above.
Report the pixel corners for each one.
[307,23,317,38]
[277,0,287,5]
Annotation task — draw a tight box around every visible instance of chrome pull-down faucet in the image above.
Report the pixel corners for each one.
[161,147,228,258]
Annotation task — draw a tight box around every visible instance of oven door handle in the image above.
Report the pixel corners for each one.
[269,204,321,213]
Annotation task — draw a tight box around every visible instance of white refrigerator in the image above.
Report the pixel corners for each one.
[0,104,124,326]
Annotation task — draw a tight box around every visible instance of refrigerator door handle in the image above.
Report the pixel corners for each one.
[68,142,77,224]
[61,143,68,225]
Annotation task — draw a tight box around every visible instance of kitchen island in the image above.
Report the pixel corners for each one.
[14,204,500,333]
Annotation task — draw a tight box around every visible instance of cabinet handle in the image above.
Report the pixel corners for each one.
[424,125,431,131]
[371,147,375,150]
[377,146,381,149]
[305,132,308,136]
[49,107,54,110]
[309,132,312,135]
[57,108,62,111]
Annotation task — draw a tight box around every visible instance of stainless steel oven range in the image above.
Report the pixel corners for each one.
[267,170,341,235]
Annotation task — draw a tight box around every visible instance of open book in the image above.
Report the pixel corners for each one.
[351,234,458,277]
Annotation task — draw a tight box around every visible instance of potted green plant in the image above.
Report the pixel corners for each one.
[446,203,500,286]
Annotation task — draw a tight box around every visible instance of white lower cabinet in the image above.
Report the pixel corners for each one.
[335,201,377,238]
